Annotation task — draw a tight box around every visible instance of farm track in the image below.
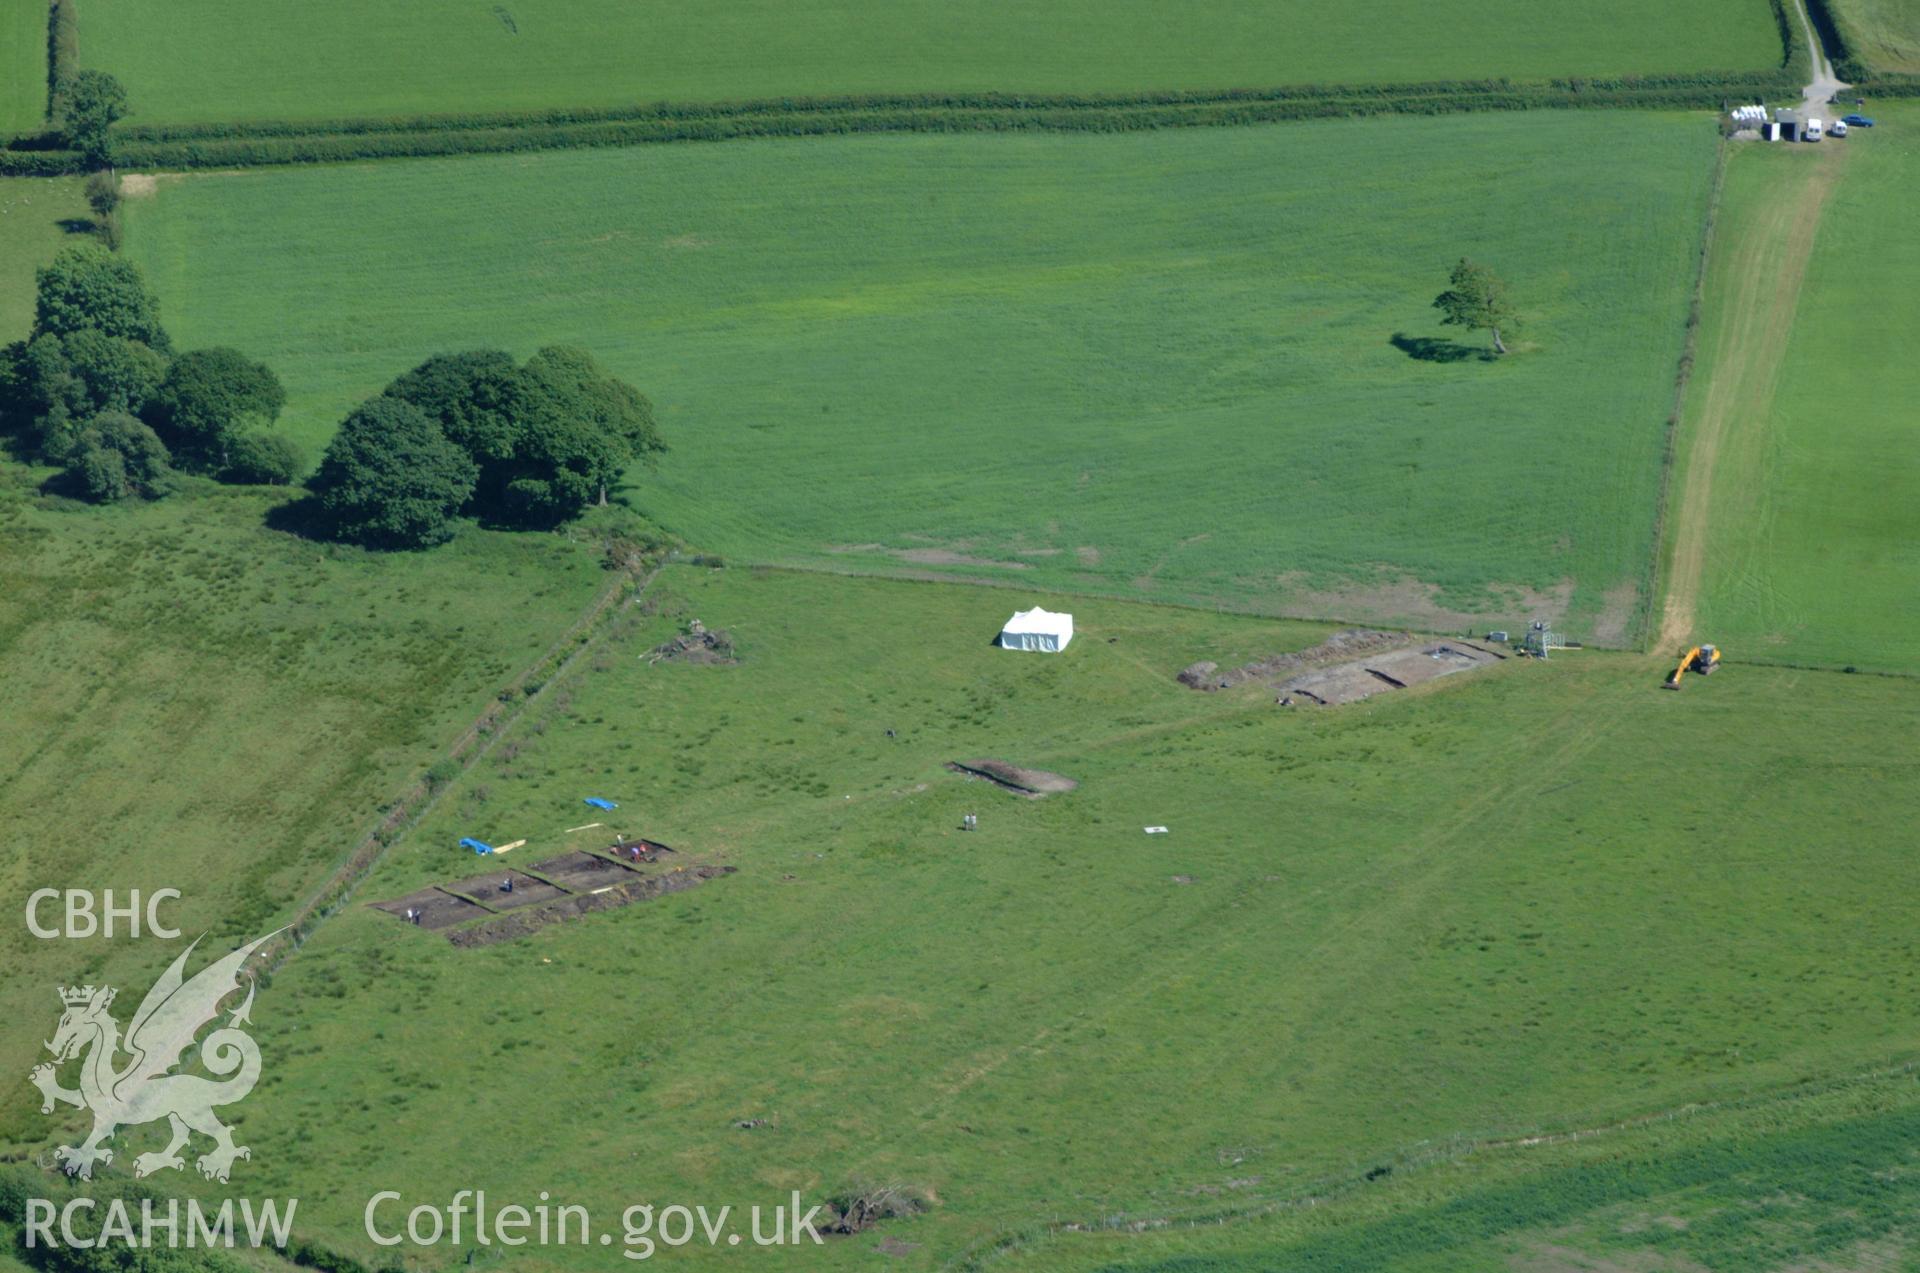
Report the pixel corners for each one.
[1656,146,1843,653]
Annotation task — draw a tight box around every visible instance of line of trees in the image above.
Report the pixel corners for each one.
[306,349,665,549]
[0,250,663,541]
[0,245,296,501]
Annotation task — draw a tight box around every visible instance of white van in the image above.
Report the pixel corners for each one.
[1805,117,1824,141]
[1830,119,1849,137]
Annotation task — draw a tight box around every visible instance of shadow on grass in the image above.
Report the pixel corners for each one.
[56,217,99,237]
[1390,332,1496,364]
[263,493,335,542]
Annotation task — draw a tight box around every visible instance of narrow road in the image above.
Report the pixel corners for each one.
[1792,0,1851,109]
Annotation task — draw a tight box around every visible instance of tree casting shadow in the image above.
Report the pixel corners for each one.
[1390,332,1495,364]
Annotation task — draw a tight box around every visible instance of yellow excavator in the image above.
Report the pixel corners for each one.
[1664,644,1721,689]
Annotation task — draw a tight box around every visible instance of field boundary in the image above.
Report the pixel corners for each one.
[1638,137,1732,652]
[252,555,660,974]
[1804,0,1920,87]
[1654,145,1842,655]
[5,70,1807,175]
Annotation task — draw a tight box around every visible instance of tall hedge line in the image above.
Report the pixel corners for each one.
[6,65,1810,177]
[1803,0,1870,79]
[1800,0,1920,94]
[0,147,79,175]
[92,73,1797,170]
[113,71,1799,144]
[45,0,76,122]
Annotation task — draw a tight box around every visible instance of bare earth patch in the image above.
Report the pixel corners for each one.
[1180,628,1408,691]
[829,543,1031,571]
[1590,580,1642,649]
[947,759,1078,798]
[1275,641,1505,706]
[1268,572,1574,634]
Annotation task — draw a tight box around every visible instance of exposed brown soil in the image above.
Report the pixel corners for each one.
[1277,641,1504,707]
[947,759,1078,798]
[1179,628,1409,691]
[443,869,567,912]
[447,865,734,948]
[529,849,642,890]
[370,888,488,930]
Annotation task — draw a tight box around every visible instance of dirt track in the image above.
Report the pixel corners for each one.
[1656,146,1842,652]
[1791,0,1851,110]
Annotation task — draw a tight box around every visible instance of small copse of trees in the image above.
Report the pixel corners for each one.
[0,245,296,501]
[308,348,663,549]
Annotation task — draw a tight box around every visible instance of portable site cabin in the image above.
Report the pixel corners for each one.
[997,607,1074,652]
[1776,108,1824,142]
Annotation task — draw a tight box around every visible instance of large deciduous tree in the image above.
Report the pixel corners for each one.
[62,70,129,168]
[308,398,477,549]
[33,244,169,349]
[147,346,286,470]
[70,411,172,503]
[1432,258,1517,356]
[379,346,663,532]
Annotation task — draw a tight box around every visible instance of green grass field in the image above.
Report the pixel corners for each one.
[77,0,1785,127]
[0,472,609,1143]
[125,113,1720,638]
[0,0,42,137]
[0,176,89,339]
[1684,108,1920,672]
[143,564,1917,1268]
[1047,1073,1920,1269]
[1833,0,1920,71]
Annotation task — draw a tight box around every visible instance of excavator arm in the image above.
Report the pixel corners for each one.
[1664,646,1701,689]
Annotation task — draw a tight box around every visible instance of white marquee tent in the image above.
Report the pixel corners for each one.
[997,607,1074,653]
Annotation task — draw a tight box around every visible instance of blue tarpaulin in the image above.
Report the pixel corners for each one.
[460,838,494,855]
[583,797,618,811]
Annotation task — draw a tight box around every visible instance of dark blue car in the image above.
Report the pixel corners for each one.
[1841,114,1875,127]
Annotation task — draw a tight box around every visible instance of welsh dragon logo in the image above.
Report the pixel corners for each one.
[29,931,280,1182]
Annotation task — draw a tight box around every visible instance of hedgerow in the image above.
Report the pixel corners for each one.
[1800,0,1920,92]
[46,0,77,122]
[8,63,1814,176]
[93,73,1796,170]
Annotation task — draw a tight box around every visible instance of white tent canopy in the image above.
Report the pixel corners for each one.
[998,607,1074,652]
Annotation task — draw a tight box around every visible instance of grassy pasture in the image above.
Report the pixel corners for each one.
[0,0,41,137]
[0,473,608,1144]
[78,0,1785,127]
[1832,0,1920,71]
[0,176,89,339]
[1683,107,1920,672]
[1050,1074,1920,1270]
[126,113,1721,637]
[170,565,1920,1269]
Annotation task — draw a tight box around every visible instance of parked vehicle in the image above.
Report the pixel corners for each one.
[1842,114,1876,127]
